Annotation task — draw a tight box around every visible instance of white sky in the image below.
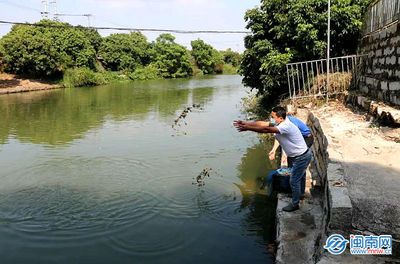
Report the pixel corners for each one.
[0,0,260,52]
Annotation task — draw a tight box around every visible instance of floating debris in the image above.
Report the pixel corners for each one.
[172,104,204,135]
[192,167,223,186]
[192,167,212,186]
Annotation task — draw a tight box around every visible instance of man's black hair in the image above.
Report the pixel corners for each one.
[272,106,287,119]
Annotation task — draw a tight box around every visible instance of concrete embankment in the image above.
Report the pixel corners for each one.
[275,103,400,263]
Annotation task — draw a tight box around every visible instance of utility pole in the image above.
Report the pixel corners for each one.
[84,14,93,27]
[326,0,331,103]
[49,0,58,20]
[41,0,49,19]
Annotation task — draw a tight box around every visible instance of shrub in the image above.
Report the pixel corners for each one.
[63,68,107,88]
[222,64,238,75]
[129,64,160,81]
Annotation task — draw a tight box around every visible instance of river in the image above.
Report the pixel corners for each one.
[0,75,276,263]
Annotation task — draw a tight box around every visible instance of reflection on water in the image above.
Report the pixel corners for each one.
[0,75,275,263]
[0,79,216,145]
[235,140,277,243]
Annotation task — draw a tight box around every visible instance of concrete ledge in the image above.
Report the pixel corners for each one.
[327,162,353,235]
[276,194,323,264]
[347,94,400,127]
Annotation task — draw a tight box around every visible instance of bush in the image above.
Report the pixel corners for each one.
[222,64,238,75]
[129,64,160,81]
[102,71,129,83]
[63,68,107,88]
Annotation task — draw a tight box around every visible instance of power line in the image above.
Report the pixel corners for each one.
[56,14,93,27]
[0,0,41,12]
[0,20,250,34]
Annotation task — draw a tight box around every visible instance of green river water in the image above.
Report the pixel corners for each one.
[0,75,276,263]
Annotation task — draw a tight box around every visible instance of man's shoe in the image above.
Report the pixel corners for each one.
[282,204,299,212]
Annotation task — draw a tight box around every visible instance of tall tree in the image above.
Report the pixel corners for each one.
[191,39,223,74]
[240,0,372,98]
[99,32,150,71]
[152,34,193,78]
[221,48,242,67]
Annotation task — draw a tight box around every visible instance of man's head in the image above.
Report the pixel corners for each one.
[271,106,287,125]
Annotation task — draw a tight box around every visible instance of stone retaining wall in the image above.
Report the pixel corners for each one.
[357,21,400,105]
[307,113,329,187]
[307,112,353,241]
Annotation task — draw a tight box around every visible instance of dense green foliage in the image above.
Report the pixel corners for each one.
[221,48,242,67]
[222,64,238,75]
[191,39,223,74]
[0,20,242,86]
[151,34,193,78]
[240,0,372,99]
[0,20,97,77]
[99,32,150,72]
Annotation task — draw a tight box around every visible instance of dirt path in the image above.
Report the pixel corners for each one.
[306,102,400,242]
[0,73,61,94]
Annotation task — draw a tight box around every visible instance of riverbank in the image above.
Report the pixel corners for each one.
[0,69,239,94]
[0,73,61,94]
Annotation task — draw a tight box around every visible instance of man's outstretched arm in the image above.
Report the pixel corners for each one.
[233,120,280,134]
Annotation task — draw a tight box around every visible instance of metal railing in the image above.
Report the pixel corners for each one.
[286,55,364,100]
[364,0,400,34]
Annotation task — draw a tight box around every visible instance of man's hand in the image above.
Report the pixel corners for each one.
[233,120,248,132]
[269,150,276,161]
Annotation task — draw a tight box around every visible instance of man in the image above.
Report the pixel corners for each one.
[233,106,312,212]
[269,114,313,195]
[268,114,313,200]
[269,114,313,161]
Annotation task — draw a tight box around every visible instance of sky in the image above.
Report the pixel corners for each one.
[0,0,260,52]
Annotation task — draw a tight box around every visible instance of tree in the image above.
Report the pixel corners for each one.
[152,34,193,78]
[0,20,97,77]
[76,26,103,52]
[240,0,372,98]
[99,32,150,71]
[221,48,242,67]
[190,39,223,74]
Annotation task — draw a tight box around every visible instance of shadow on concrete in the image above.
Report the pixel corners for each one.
[338,160,400,257]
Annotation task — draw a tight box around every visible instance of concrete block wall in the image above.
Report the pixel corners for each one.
[358,21,400,105]
[307,112,329,187]
[306,112,353,237]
